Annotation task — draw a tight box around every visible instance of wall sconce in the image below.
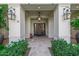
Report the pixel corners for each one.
[63,7,71,20]
[8,7,16,20]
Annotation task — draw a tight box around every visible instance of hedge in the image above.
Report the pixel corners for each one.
[0,40,28,56]
[51,39,79,56]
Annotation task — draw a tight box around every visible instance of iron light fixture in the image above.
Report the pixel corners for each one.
[63,7,71,20]
[37,12,42,21]
[8,7,16,20]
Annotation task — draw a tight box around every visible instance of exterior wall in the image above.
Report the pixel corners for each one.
[54,4,71,43]
[58,4,70,43]
[20,6,25,39]
[8,4,71,43]
[25,16,31,38]
[48,16,54,38]
[54,6,59,39]
[9,4,21,43]
[8,4,25,43]
[46,19,48,36]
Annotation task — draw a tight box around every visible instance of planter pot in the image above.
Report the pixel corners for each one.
[0,34,4,44]
[76,32,79,43]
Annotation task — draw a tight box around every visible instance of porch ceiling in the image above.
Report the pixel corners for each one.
[21,4,57,11]
[71,4,79,14]
[21,4,79,14]
[21,4,79,11]
[71,4,79,10]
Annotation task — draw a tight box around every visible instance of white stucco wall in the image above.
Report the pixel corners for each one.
[54,4,71,43]
[25,16,31,38]
[58,4,71,43]
[48,16,54,38]
[9,4,26,43]
[9,4,21,43]
[54,6,59,39]
[9,4,71,43]
[20,6,25,39]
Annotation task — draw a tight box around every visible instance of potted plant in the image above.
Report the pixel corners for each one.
[71,18,79,43]
[0,5,8,44]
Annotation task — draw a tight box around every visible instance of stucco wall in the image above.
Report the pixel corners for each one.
[20,6,25,39]
[53,4,71,43]
[8,4,71,43]
[25,16,31,38]
[9,4,26,43]
[54,6,59,39]
[48,16,54,38]
[9,4,21,43]
[59,4,70,43]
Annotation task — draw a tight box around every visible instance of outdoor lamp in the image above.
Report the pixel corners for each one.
[38,17,41,21]
[8,7,16,20]
[37,12,42,21]
[63,7,71,20]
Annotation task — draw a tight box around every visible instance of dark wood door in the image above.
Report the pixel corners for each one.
[34,23,45,36]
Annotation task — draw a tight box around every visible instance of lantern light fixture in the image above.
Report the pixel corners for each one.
[8,7,16,20]
[37,12,42,21]
[63,7,71,20]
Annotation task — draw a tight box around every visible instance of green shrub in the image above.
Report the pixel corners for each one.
[0,39,28,56]
[0,44,6,50]
[51,39,79,56]
[71,18,79,30]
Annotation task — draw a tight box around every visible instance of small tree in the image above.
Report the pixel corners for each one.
[0,4,8,44]
[0,4,8,30]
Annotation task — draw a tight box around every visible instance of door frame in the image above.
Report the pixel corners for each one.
[34,23,46,36]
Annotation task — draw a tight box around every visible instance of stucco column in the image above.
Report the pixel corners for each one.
[48,16,54,38]
[8,4,25,43]
[54,4,71,43]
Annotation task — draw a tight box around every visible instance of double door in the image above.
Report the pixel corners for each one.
[34,23,46,36]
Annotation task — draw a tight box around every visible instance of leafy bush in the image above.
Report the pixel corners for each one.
[0,39,28,56]
[0,44,6,50]
[0,4,8,30]
[71,18,79,30]
[51,39,79,56]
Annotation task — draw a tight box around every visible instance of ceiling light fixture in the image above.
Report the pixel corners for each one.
[38,6,40,9]
[76,6,79,8]
[37,12,42,21]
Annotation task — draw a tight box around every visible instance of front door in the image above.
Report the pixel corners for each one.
[34,23,45,36]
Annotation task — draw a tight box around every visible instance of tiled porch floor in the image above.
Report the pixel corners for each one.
[27,36,52,56]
